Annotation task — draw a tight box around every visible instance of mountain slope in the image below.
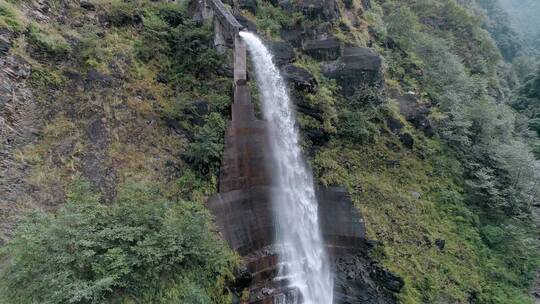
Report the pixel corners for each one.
[0,0,539,303]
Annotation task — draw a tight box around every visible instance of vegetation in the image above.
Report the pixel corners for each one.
[2,1,235,302]
[0,181,236,303]
[251,0,540,302]
[26,23,71,59]
[0,0,25,32]
[1,0,539,303]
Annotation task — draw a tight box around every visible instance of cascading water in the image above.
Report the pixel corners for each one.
[239,31,333,304]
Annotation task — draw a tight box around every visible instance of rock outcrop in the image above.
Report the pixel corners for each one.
[304,37,342,61]
[269,41,296,66]
[0,36,40,245]
[391,90,433,135]
[281,64,317,92]
[297,0,340,21]
[323,47,383,96]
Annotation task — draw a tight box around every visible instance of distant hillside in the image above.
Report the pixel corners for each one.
[499,0,540,46]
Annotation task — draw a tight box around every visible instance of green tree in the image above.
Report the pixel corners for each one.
[0,181,235,304]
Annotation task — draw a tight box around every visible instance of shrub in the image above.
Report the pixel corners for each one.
[186,113,226,175]
[131,3,221,80]
[26,23,71,59]
[339,110,379,144]
[0,180,235,304]
[107,0,141,27]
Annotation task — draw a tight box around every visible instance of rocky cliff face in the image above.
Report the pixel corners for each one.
[1,0,538,303]
[0,40,39,244]
[0,0,194,243]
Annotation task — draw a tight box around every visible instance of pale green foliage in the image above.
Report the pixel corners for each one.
[379,0,540,217]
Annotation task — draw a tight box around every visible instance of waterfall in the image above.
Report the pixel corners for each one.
[239,31,333,304]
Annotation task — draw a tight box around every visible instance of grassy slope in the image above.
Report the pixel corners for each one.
[251,0,539,302]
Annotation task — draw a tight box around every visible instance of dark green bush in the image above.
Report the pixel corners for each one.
[0,181,235,304]
[107,1,142,27]
[186,113,226,175]
[339,110,379,144]
[130,2,221,82]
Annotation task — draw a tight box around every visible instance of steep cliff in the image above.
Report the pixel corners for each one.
[0,0,539,303]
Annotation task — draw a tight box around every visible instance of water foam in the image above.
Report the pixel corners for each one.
[240,31,333,304]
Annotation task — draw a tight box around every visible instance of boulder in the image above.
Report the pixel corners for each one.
[435,239,445,251]
[281,64,317,92]
[322,46,382,96]
[270,41,295,66]
[163,117,182,134]
[371,267,405,293]
[85,69,115,90]
[394,92,433,135]
[238,0,258,14]
[297,0,340,21]
[156,72,169,84]
[362,0,372,9]
[304,37,341,61]
[386,116,404,133]
[399,132,414,149]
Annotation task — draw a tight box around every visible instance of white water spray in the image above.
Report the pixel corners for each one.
[239,31,333,304]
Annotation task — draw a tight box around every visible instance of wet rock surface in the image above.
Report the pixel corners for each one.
[334,253,401,304]
[281,28,304,47]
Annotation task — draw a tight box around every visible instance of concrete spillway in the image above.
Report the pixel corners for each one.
[196,0,371,302]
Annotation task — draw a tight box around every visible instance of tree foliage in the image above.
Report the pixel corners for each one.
[0,181,235,304]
